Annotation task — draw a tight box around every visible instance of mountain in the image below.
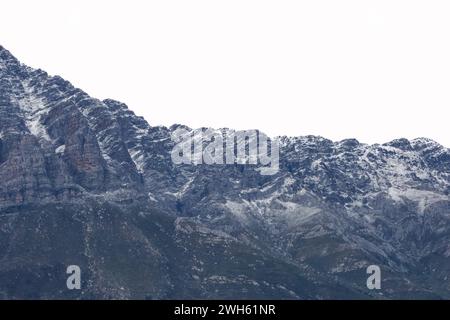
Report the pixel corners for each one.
[0,45,449,299]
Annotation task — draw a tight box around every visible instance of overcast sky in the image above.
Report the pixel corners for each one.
[1,0,449,146]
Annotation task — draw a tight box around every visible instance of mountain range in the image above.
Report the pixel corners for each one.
[0,45,449,299]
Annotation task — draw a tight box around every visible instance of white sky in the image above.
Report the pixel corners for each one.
[1,0,449,146]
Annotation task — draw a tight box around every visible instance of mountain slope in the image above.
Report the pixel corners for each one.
[1,45,449,299]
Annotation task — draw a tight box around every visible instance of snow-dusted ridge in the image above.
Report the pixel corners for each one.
[2,44,450,299]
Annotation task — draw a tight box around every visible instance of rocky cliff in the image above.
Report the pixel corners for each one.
[0,45,449,299]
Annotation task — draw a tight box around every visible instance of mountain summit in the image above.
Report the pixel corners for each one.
[0,46,449,299]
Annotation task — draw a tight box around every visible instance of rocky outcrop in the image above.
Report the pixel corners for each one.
[1,45,450,299]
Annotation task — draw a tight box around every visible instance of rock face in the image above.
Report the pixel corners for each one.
[0,45,450,299]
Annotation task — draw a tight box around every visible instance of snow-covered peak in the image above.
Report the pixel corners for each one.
[410,137,444,151]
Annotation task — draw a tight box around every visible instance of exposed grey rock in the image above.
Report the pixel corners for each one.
[0,44,449,299]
